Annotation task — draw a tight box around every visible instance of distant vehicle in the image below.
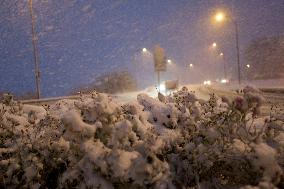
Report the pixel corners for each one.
[159,80,179,94]
[220,79,229,84]
[165,80,179,90]
[203,80,211,85]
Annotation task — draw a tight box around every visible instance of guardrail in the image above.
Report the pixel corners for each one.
[20,95,81,104]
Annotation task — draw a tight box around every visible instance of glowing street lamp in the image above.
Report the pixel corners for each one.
[215,12,225,22]
[142,48,147,53]
[246,64,250,68]
[213,11,241,85]
[219,52,227,79]
[167,59,172,64]
[189,63,193,68]
[212,42,217,48]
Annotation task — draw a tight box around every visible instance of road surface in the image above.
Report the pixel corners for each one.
[20,84,284,117]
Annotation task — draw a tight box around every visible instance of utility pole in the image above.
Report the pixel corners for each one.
[28,0,41,99]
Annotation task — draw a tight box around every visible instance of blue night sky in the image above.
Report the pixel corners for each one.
[1,0,284,97]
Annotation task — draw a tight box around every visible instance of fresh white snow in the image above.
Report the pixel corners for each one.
[1,85,284,188]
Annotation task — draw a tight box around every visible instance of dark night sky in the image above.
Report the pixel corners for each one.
[1,0,284,97]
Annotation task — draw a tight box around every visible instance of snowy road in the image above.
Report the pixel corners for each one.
[21,84,284,117]
[197,85,284,116]
[260,88,284,116]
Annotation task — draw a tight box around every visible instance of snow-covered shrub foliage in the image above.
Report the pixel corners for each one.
[1,86,283,189]
[71,71,137,95]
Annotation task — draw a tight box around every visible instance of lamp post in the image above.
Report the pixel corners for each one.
[28,0,41,99]
[234,21,241,85]
[211,42,227,79]
[214,12,241,85]
[219,52,227,79]
[133,48,149,87]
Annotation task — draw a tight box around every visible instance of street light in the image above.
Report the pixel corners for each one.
[28,0,41,99]
[246,64,250,68]
[167,59,172,65]
[210,43,227,79]
[219,52,227,79]
[215,12,225,22]
[189,63,193,68]
[214,11,241,85]
[133,47,153,89]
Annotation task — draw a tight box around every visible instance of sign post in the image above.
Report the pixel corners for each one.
[153,45,166,91]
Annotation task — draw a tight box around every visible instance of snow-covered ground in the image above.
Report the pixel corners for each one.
[20,78,283,106]
[226,79,284,89]
[20,78,284,122]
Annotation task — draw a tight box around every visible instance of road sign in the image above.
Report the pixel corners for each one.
[153,45,167,72]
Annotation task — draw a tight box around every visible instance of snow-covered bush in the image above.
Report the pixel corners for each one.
[0,86,283,189]
[71,71,137,94]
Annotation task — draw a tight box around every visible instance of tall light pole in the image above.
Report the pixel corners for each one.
[219,52,227,79]
[214,12,241,85]
[234,20,241,85]
[28,0,41,99]
[211,42,226,79]
[133,48,153,89]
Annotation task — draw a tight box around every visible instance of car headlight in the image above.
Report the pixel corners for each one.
[220,79,228,84]
[203,80,211,85]
[159,83,166,92]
